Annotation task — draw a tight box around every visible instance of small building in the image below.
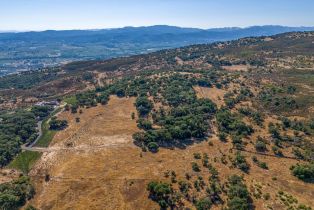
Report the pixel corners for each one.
[35,100,59,107]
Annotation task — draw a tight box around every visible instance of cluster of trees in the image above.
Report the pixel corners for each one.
[49,117,68,130]
[227,175,252,210]
[75,91,98,107]
[68,74,156,110]
[97,92,110,105]
[277,117,314,162]
[238,107,264,126]
[148,153,223,209]
[147,181,175,209]
[257,86,298,113]
[255,137,267,152]
[268,122,285,148]
[0,111,37,166]
[290,163,314,183]
[135,96,153,117]
[131,74,218,151]
[194,163,222,208]
[82,72,94,82]
[216,109,253,149]
[206,55,247,69]
[232,152,250,173]
[216,109,253,137]
[159,75,197,106]
[67,87,110,110]
[195,197,212,210]
[31,105,53,120]
[252,156,268,169]
[0,176,35,210]
[281,117,311,134]
[133,97,217,151]
[268,120,313,160]
[223,87,253,109]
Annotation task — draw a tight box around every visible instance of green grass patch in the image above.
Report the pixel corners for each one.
[35,107,62,147]
[34,118,57,147]
[8,151,42,174]
[51,107,62,116]
[64,96,78,106]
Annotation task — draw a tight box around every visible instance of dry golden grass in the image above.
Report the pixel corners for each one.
[27,96,314,210]
[194,86,226,108]
[222,65,250,72]
[0,169,20,184]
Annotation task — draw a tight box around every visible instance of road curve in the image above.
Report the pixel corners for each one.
[22,105,64,152]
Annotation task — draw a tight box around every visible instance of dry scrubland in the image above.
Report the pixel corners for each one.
[27,93,314,210]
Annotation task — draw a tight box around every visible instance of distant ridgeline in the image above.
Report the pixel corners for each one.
[0,25,314,76]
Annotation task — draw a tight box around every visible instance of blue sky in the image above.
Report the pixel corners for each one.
[1,0,313,31]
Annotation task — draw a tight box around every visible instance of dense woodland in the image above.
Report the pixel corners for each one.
[0,176,35,210]
[0,111,37,167]
[0,105,53,167]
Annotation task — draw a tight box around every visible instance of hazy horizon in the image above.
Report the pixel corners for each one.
[1,24,314,33]
[1,0,314,31]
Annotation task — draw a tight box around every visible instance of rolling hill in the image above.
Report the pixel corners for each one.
[0,25,313,76]
[0,31,314,210]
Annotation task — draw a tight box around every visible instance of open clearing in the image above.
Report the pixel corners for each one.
[222,65,250,72]
[194,86,226,107]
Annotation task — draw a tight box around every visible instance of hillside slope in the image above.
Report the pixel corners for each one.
[0,31,314,210]
[1,31,314,109]
[1,25,313,76]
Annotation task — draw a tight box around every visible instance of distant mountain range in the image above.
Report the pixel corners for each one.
[0,25,313,76]
[2,25,314,41]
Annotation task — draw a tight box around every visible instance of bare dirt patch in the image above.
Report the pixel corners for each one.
[264,37,274,42]
[222,65,250,72]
